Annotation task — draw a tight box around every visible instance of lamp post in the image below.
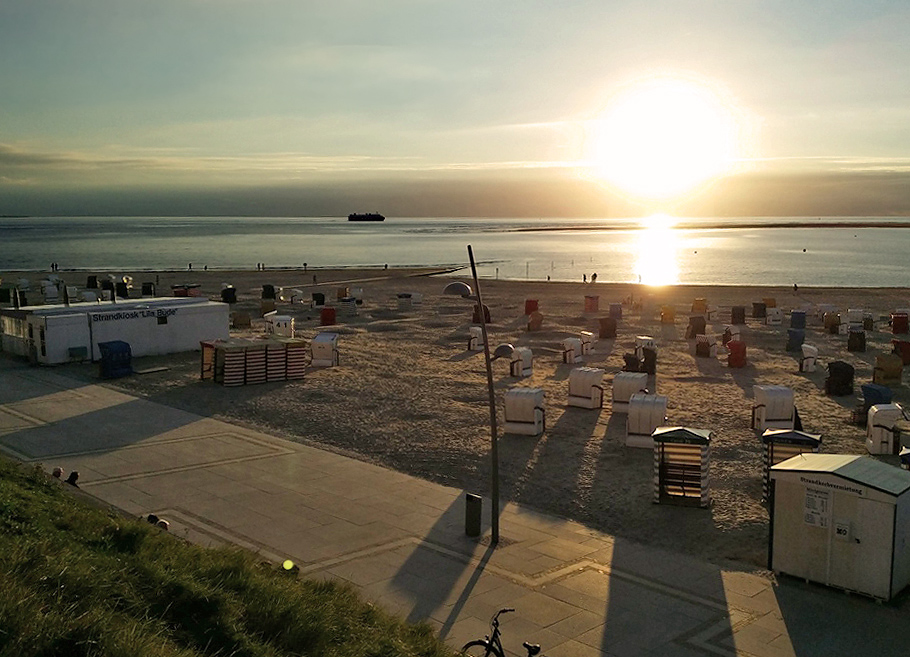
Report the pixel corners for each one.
[444,245,502,545]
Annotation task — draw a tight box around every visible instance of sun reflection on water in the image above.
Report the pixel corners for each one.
[634,214,680,286]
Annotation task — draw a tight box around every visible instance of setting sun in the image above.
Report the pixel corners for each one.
[588,75,742,202]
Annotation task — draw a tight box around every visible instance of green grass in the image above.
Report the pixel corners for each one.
[0,457,455,657]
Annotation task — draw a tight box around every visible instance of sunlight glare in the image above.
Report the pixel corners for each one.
[588,75,741,202]
[635,214,680,286]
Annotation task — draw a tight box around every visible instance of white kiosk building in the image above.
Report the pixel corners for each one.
[769,453,910,601]
[1,297,229,364]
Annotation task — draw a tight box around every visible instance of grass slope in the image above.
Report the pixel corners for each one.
[0,457,454,657]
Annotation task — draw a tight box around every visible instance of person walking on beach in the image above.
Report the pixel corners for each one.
[591,272,597,283]
[583,274,587,283]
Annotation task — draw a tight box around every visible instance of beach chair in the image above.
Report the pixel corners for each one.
[468,326,483,351]
[752,385,795,432]
[626,393,668,449]
[472,303,491,324]
[660,305,676,324]
[731,306,746,325]
[562,338,582,364]
[799,344,818,372]
[509,347,533,377]
[584,295,599,313]
[892,312,909,335]
[691,298,708,314]
[685,315,706,339]
[524,299,539,315]
[694,334,717,358]
[598,316,617,338]
[866,404,907,454]
[873,353,903,387]
[824,312,840,334]
[310,332,339,367]
[567,367,605,409]
[862,383,893,414]
[503,387,545,436]
[847,327,866,352]
[623,353,641,372]
[790,310,806,329]
[727,340,746,368]
[825,361,854,396]
[752,302,766,319]
[265,315,294,337]
[653,427,712,507]
[765,307,783,326]
[786,328,805,352]
[612,371,648,413]
[640,347,657,375]
[892,339,910,365]
[579,331,594,355]
[722,325,741,346]
[635,335,656,360]
[527,311,544,332]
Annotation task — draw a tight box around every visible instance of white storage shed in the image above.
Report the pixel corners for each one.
[626,393,668,449]
[612,371,648,413]
[503,387,545,436]
[752,385,795,432]
[567,367,605,409]
[769,453,910,601]
[1,298,229,365]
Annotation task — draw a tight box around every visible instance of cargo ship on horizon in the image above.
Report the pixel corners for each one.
[348,212,385,222]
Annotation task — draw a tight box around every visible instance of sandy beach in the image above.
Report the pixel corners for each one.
[6,267,910,571]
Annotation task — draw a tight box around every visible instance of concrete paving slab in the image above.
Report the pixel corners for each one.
[4,359,910,657]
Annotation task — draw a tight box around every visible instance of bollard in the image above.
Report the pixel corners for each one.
[465,493,482,537]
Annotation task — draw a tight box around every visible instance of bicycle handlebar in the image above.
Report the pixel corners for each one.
[493,608,515,621]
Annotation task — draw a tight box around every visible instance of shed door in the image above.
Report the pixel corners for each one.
[828,496,894,599]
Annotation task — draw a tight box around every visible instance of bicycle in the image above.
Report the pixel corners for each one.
[461,608,541,657]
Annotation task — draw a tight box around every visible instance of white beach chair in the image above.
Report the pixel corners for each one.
[510,347,533,377]
[799,344,818,372]
[626,393,668,448]
[503,387,545,436]
[866,404,907,455]
[580,331,594,355]
[752,385,795,432]
[468,326,483,351]
[567,367,605,409]
[765,307,783,326]
[310,332,339,367]
[612,371,648,413]
[562,338,583,364]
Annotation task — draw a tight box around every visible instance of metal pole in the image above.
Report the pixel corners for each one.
[467,245,499,545]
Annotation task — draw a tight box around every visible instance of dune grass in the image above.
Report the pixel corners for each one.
[0,457,455,657]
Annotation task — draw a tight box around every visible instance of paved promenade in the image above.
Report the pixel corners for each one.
[1,358,907,657]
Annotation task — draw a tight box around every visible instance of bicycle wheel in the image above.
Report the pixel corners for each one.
[461,640,504,657]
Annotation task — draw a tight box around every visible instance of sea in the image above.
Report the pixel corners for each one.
[2,215,909,288]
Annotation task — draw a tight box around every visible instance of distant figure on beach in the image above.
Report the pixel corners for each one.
[303,263,307,271]
[547,275,550,281]
[591,273,597,283]
[188,263,192,271]
[384,264,388,270]
[583,274,587,283]
[793,283,799,292]
[203,265,207,271]
[65,471,79,487]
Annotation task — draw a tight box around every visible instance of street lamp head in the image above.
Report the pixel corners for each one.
[442,281,474,298]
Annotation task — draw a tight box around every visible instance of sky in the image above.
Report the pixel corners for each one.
[2,0,910,217]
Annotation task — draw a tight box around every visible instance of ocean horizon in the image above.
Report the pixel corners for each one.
[2,215,909,288]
